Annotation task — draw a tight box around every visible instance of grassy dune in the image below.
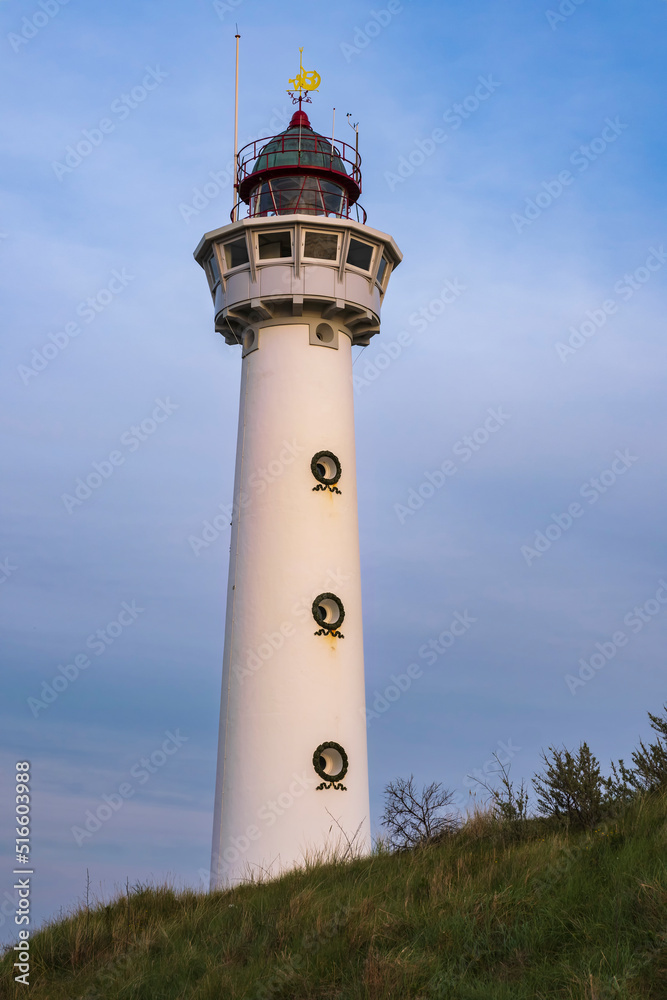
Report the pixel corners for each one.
[2,794,666,999]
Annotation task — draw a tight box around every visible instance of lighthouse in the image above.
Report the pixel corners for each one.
[194,71,402,887]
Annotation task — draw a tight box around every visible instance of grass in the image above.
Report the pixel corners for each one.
[2,793,666,999]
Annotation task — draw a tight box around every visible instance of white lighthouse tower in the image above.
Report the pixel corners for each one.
[194,77,401,887]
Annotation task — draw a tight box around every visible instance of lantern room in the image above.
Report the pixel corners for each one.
[234,109,365,223]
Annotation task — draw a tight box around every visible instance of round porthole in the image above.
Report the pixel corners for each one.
[313,742,348,783]
[311,451,341,486]
[316,323,334,343]
[312,593,345,632]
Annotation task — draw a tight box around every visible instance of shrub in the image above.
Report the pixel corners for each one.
[532,741,608,830]
[470,753,529,823]
[381,775,457,850]
[610,703,667,795]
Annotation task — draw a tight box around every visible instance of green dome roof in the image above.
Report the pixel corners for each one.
[251,120,347,176]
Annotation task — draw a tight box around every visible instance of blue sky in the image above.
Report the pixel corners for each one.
[1,0,667,942]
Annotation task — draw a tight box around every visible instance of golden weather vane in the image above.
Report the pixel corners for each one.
[287,47,321,94]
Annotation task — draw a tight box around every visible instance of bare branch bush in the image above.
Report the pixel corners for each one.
[469,753,529,823]
[381,775,458,851]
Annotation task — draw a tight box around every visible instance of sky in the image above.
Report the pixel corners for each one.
[1,0,667,944]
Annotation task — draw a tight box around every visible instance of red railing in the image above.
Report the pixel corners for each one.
[236,132,362,193]
[230,199,367,225]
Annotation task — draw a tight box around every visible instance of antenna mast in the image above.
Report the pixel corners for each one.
[232,28,241,222]
[347,114,360,183]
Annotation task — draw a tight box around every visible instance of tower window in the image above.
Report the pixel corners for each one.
[377,255,389,284]
[304,231,339,260]
[309,323,338,350]
[346,238,373,271]
[312,592,345,632]
[223,237,249,270]
[206,250,221,285]
[311,451,341,486]
[315,323,334,343]
[312,742,348,784]
[242,329,258,354]
[258,231,292,259]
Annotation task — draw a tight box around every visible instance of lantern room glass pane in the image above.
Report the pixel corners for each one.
[223,238,248,271]
[299,176,324,213]
[304,232,338,260]
[347,238,373,271]
[251,183,276,216]
[270,176,301,214]
[249,176,349,218]
[320,179,345,216]
[258,231,292,259]
[377,255,389,284]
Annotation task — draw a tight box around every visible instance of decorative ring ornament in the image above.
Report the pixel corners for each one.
[312,593,345,637]
[311,451,342,493]
[313,741,348,790]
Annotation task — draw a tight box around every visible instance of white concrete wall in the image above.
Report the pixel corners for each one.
[210,319,371,887]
